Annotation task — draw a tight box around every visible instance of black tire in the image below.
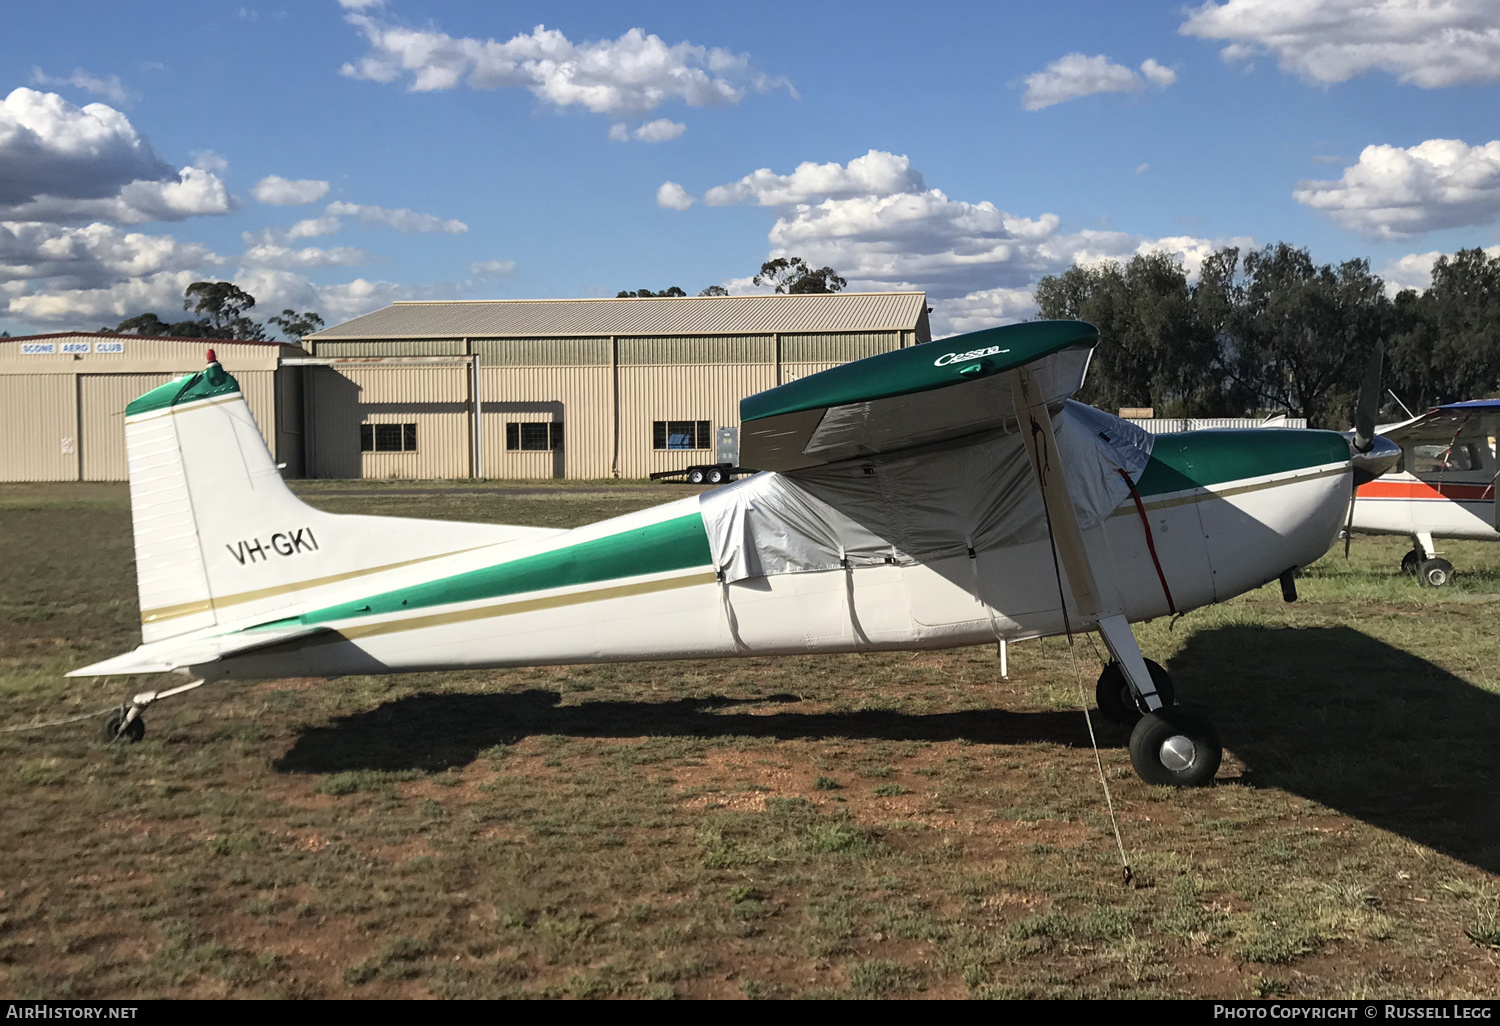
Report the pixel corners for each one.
[1095,659,1175,725]
[687,468,705,485]
[101,708,144,744]
[1128,707,1221,787]
[1418,557,1453,588]
[707,467,724,484]
[1400,549,1421,576]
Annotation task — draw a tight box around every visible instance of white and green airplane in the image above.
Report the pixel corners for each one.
[72,320,1398,786]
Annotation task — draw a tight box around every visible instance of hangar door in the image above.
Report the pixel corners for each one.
[79,374,178,480]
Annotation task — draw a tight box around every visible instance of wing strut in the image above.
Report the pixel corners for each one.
[1010,366,1163,713]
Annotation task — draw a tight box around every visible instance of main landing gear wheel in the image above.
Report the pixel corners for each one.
[1417,557,1453,588]
[101,707,145,744]
[1128,707,1221,787]
[1400,549,1421,576]
[1095,659,1175,725]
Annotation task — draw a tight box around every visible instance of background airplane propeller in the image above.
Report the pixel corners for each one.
[1343,340,1401,557]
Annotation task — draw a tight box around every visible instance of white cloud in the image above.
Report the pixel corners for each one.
[0,221,220,290]
[1292,138,1500,238]
[239,243,371,268]
[1135,163,1151,174]
[694,150,1239,336]
[1140,58,1178,87]
[656,182,694,210]
[248,201,468,245]
[0,88,170,208]
[191,150,229,173]
[617,118,686,143]
[250,175,331,205]
[0,89,231,224]
[1180,0,1500,87]
[7,269,205,324]
[1022,54,1175,110]
[326,201,466,233]
[469,259,516,277]
[1380,244,1500,292]
[339,12,792,115]
[29,67,133,106]
[3,165,234,224]
[704,149,925,207]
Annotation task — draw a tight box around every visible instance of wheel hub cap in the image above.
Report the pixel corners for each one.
[1159,735,1196,772]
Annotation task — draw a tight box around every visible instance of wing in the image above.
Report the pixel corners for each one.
[738,320,1098,471]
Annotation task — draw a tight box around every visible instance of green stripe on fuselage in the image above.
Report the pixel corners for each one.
[1135,429,1350,497]
[295,512,713,626]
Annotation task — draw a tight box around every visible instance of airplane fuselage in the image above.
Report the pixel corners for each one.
[217,427,1352,681]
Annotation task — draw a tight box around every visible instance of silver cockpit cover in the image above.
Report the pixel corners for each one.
[700,401,1153,583]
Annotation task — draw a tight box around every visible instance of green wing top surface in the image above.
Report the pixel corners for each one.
[738,320,1099,472]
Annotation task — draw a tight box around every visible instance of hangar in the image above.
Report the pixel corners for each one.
[1,292,931,482]
[0,334,305,482]
[298,292,932,480]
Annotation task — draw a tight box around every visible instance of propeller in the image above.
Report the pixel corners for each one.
[1343,340,1401,557]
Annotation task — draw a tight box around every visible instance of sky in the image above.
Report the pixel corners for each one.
[3,0,1500,339]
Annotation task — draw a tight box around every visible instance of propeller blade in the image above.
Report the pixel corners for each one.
[1353,340,1384,455]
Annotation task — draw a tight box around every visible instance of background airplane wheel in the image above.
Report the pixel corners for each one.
[1417,557,1453,588]
[1400,549,1421,576]
[1128,707,1220,786]
[1095,659,1175,725]
[101,708,144,744]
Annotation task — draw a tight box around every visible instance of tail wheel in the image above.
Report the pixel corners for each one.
[1418,557,1453,587]
[101,708,145,744]
[1128,707,1221,787]
[1095,659,1175,725]
[1400,549,1421,576]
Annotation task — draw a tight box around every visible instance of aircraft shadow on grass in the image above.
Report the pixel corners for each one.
[275,625,1500,872]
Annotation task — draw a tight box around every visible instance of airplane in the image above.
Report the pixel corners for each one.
[1348,399,1500,586]
[70,320,1399,788]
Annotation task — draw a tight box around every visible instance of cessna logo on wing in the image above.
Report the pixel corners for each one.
[933,344,1010,367]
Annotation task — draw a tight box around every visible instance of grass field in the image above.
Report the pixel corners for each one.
[2,479,1499,999]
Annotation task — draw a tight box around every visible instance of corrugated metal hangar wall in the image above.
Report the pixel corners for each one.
[0,293,931,482]
[300,293,932,481]
[0,335,305,482]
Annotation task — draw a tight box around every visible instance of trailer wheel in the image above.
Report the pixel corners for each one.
[707,467,724,484]
[688,468,705,485]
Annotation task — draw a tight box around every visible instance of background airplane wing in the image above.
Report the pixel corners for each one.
[738,320,1098,472]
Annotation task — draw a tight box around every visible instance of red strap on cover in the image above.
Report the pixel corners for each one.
[1119,469,1177,615]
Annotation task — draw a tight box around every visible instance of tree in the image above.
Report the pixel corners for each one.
[753,257,846,294]
[1229,244,1390,428]
[1394,248,1500,404]
[184,281,264,339]
[113,312,215,337]
[616,287,686,298]
[267,309,325,342]
[1035,251,1222,415]
[698,285,729,296]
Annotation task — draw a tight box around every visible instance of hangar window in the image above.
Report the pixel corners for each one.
[653,420,711,450]
[361,423,417,453]
[507,422,563,451]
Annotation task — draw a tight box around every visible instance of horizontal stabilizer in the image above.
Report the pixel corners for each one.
[739,321,1098,471]
[67,621,331,677]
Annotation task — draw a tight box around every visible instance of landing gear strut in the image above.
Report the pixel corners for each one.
[100,679,205,744]
[1095,659,1175,725]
